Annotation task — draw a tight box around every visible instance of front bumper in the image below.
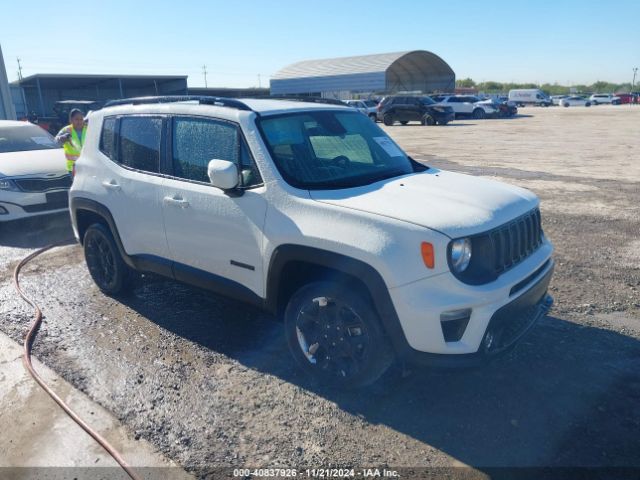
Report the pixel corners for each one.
[0,190,69,221]
[388,240,554,359]
[400,263,554,368]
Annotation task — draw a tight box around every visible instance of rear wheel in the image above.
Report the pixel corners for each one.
[383,114,394,126]
[284,281,394,388]
[563,103,570,108]
[83,223,131,295]
[472,108,486,119]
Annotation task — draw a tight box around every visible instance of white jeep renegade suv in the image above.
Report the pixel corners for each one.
[70,96,554,387]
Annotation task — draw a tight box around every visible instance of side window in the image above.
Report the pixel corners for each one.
[172,117,262,187]
[118,117,162,172]
[99,117,116,160]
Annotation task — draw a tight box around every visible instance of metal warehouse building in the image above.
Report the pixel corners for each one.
[270,50,455,98]
[12,74,188,119]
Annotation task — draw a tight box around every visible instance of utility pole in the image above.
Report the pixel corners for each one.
[633,67,638,91]
[202,65,208,88]
[17,57,23,81]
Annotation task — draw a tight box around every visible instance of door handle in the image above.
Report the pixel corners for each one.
[163,195,190,208]
[101,180,121,191]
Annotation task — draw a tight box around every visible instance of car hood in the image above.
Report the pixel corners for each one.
[0,148,67,178]
[309,168,538,238]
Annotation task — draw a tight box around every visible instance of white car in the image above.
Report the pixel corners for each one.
[559,96,592,107]
[0,121,70,222]
[550,95,569,106]
[431,95,498,119]
[589,94,620,105]
[70,96,554,387]
[344,99,378,121]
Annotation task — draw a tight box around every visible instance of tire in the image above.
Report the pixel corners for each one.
[585,102,591,107]
[83,223,131,295]
[563,103,570,108]
[368,113,377,122]
[472,108,486,119]
[421,114,435,126]
[284,281,394,388]
[383,114,394,126]
[400,121,409,125]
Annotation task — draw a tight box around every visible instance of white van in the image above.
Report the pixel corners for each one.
[508,89,552,106]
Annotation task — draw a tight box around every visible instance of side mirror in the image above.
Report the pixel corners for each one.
[207,159,239,191]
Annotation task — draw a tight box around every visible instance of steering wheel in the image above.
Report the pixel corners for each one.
[330,155,351,168]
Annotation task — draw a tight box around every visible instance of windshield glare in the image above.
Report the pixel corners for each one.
[0,125,59,154]
[259,110,413,189]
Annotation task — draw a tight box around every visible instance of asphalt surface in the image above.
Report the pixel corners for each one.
[1,106,639,477]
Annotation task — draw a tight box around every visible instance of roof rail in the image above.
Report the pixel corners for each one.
[250,95,349,106]
[103,95,253,111]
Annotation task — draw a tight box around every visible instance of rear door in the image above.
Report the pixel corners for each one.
[96,115,171,264]
[160,115,267,297]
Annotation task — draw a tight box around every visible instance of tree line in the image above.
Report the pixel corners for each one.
[455,78,635,94]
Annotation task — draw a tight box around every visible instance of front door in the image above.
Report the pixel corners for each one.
[160,116,267,298]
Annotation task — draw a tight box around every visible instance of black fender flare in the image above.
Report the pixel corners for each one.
[265,244,412,357]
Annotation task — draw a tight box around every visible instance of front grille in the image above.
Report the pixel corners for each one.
[490,208,543,274]
[15,175,72,193]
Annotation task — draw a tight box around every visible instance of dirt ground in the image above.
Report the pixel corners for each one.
[1,105,639,478]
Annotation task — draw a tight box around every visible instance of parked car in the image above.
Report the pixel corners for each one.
[377,95,455,125]
[430,95,498,119]
[550,95,569,106]
[612,93,637,105]
[475,99,518,118]
[0,120,70,222]
[344,99,378,121]
[589,94,620,105]
[559,96,592,107]
[70,95,554,388]
[508,89,552,107]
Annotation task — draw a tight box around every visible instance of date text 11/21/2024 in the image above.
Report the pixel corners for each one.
[232,468,400,478]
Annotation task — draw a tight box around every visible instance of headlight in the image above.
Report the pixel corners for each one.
[450,238,472,273]
[0,179,19,191]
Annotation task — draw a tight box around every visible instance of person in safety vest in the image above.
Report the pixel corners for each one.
[55,109,86,176]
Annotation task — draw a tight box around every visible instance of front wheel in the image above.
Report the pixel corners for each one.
[421,114,435,126]
[83,223,131,295]
[284,281,394,388]
[472,108,486,119]
[369,113,377,122]
[383,114,394,126]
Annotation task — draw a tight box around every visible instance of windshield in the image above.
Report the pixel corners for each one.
[363,100,377,107]
[0,124,59,154]
[259,110,414,189]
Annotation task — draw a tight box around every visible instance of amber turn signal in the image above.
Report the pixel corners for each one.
[421,242,435,269]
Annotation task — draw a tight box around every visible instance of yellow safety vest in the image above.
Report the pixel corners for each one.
[63,125,87,173]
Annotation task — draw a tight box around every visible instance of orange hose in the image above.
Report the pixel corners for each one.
[13,242,142,480]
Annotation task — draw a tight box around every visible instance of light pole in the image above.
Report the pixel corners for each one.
[633,68,638,106]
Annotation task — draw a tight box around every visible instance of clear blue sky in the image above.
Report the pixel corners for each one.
[2,0,638,87]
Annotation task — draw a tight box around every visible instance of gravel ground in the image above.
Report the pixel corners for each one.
[1,105,638,478]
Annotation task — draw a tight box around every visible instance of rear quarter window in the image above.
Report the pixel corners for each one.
[99,117,117,160]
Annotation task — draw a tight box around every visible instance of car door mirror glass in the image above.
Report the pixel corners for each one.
[207,159,239,191]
